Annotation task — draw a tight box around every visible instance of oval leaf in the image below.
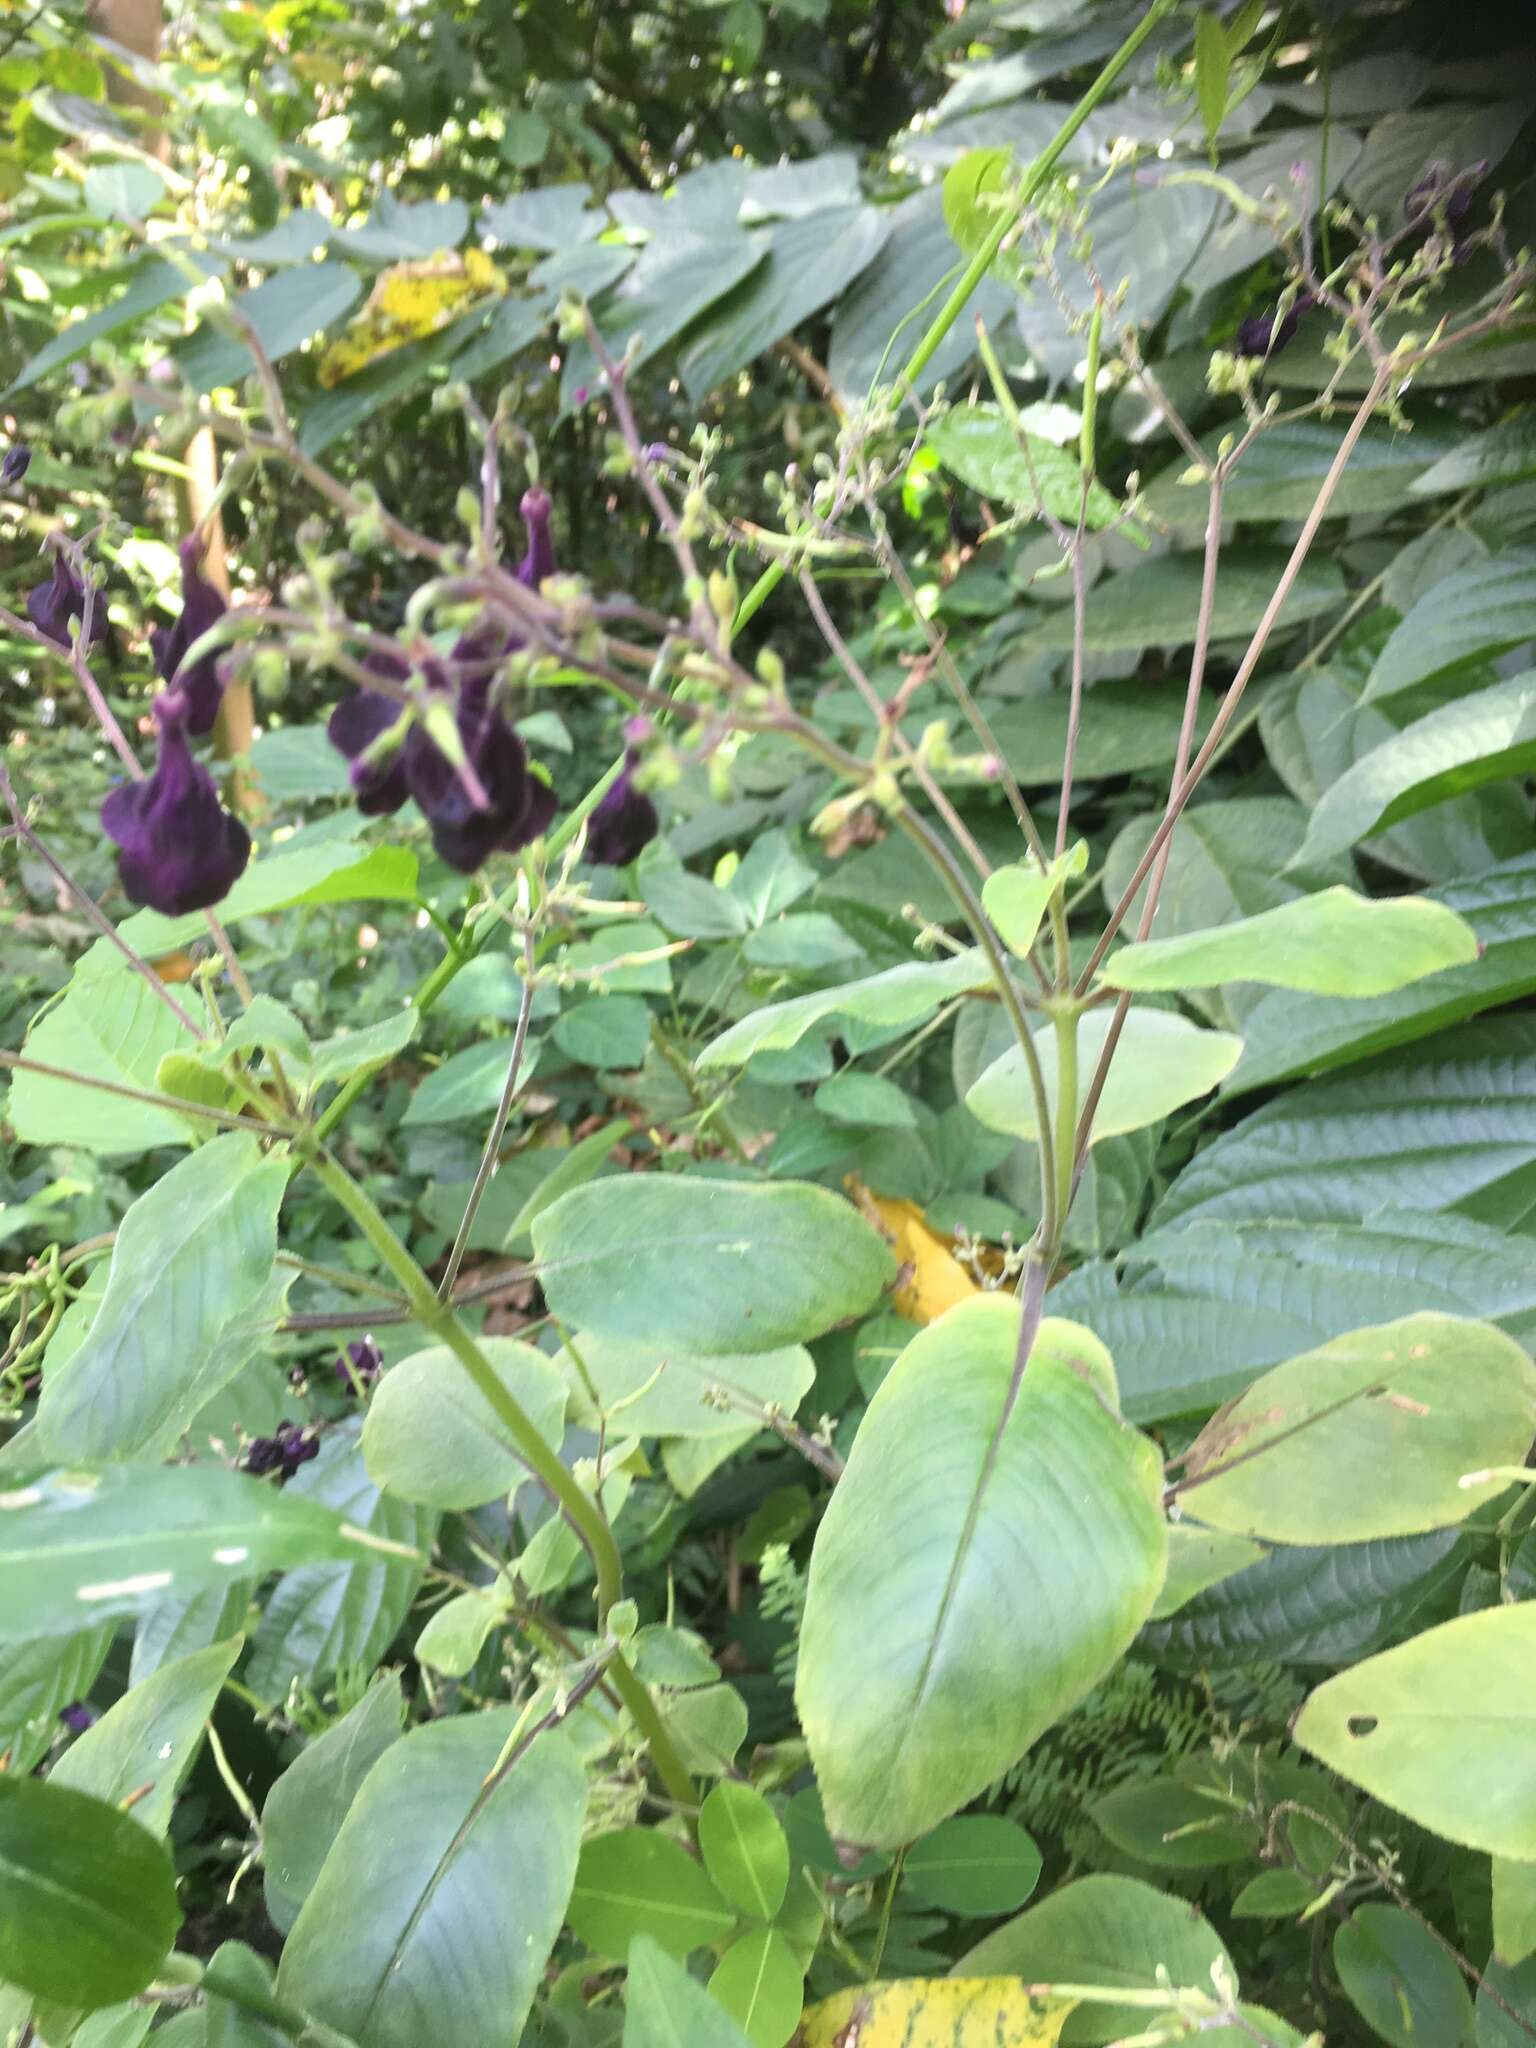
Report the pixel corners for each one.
[361,1338,567,1509]
[568,1826,736,1959]
[966,1009,1243,1146]
[698,1782,791,1920]
[797,1297,1166,1848]
[804,1977,1076,2048]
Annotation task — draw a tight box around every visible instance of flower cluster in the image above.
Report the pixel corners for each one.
[151,535,229,737]
[101,690,252,915]
[244,1419,319,1482]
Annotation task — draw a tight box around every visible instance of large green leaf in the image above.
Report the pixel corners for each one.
[957,1874,1230,2047]
[1011,547,1345,653]
[0,1778,180,2008]
[262,1674,406,1936]
[568,1827,736,1960]
[1411,409,1536,498]
[1102,796,1345,942]
[1174,1313,1536,1543]
[1226,853,1536,1093]
[246,1434,433,1703]
[1363,555,1536,707]
[559,1332,813,1441]
[560,232,766,405]
[1151,1017,1536,1234]
[698,1783,790,1921]
[928,406,1120,528]
[1297,672,1536,865]
[361,1337,567,1509]
[679,205,890,397]
[1054,1210,1536,1423]
[1102,887,1476,998]
[6,255,208,395]
[1493,1857,1536,1971]
[1140,1530,1465,1670]
[797,1297,1165,1848]
[0,1465,371,1640]
[698,952,991,1068]
[0,1627,113,1776]
[1335,1903,1476,2048]
[532,1175,894,1353]
[8,973,193,1155]
[36,1134,286,1463]
[51,1638,240,1839]
[623,1935,755,2048]
[965,1008,1243,1145]
[278,1719,585,2047]
[1296,1606,1536,1857]
[982,680,1218,789]
[175,261,362,391]
[1140,413,1462,526]
[708,1926,803,2047]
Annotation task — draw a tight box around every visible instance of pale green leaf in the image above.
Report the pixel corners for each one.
[965,1008,1243,1146]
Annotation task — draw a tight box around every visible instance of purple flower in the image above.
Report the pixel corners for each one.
[151,535,228,737]
[244,1420,319,1482]
[326,650,424,815]
[337,1336,383,1390]
[586,753,658,867]
[1404,160,1486,264]
[518,486,555,591]
[27,550,105,650]
[405,674,557,871]
[59,1701,96,1735]
[2,444,31,487]
[1234,292,1314,360]
[100,691,252,914]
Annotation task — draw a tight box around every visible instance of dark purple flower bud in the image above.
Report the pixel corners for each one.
[59,1701,96,1735]
[337,1336,383,1390]
[518,486,555,590]
[27,550,105,650]
[1234,291,1314,360]
[585,752,659,867]
[2,444,31,487]
[151,535,228,738]
[100,692,252,915]
[326,651,419,815]
[406,674,556,871]
[245,1419,319,1482]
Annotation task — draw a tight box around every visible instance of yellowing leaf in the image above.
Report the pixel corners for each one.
[800,1977,1077,2048]
[316,248,505,387]
[847,1179,982,1325]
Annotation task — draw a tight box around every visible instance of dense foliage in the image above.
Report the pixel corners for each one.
[3,1,1536,2043]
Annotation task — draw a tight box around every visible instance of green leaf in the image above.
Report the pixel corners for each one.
[533,1176,894,1354]
[175,261,362,391]
[679,206,890,397]
[1102,796,1346,945]
[481,184,604,252]
[1298,672,1536,865]
[1226,853,1536,1094]
[1101,887,1478,997]
[6,255,208,395]
[1151,1017,1536,1234]
[1295,1605,1536,1858]
[623,1935,755,2048]
[83,162,167,220]
[309,1007,418,1087]
[261,1674,405,1937]
[361,1338,567,1509]
[560,1331,813,1442]
[400,1039,529,1125]
[1363,555,1536,707]
[8,973,193,1155]
[1176,1312,1536,1543]
[1012,546,1345,653]
[1335,1904,1476,2048]
[965,1008,1243,1145]
[1141,1530,1465,1671]
[1411,408,1536,498]
[1494,1857,1536,1968]
[904,1814,1043,1916]
[0,1777,180,2009]
[1231,1869,1318,1919]
[414,1585,510,1677]
[698,953,991,1068]
[0,1627,113,1775]
[569,1827,736,1960]
[797,1297,1166,1848]
[1091,1773,1258,1871]
[131,1582,248,1685]
[1480,1950,1536,2048]
[698,1782,790,1920]
[37,1134,286,1462]
[927,406,1120,529]
[0,1465,368,1640]
[334,193,469,260]
[958,1874,1230,2048]
[50,1638,240,1839]
[1193,10,1229,144]
[1149,1524,1267,1619]
[504,1116,631,1250]
[246,1435,432,1703]
[707,1927,802,2048]
[278,1719,585,2047]
[982,843,1087,960]
[812,1072,916,1129]
[1141,414,1461,527]
[742,912,865,974]
[983,682,1218,789]
[641,853,752,939]
[559,232,767,406]
[553,995,653,1069]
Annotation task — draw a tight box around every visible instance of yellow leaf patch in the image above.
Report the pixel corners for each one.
[847,1179,983,1326]
[799,1976,1077,2048]
[315,247,505,387]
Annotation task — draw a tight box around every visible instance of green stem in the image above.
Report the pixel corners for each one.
[302,1148,697,1812]
[1050,1007,1078,1262]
